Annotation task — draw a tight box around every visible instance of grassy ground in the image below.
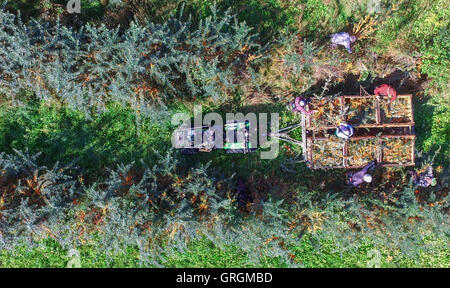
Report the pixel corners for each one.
[1,234,448,268]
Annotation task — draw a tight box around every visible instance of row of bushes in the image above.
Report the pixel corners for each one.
[0,146,448,266]
[0,4,262,117]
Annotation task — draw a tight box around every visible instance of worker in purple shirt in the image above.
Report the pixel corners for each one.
[408,167,437,188]
[331,32,357,53]
[347,161,377,187]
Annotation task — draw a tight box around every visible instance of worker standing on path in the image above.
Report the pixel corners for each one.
[236,177,252,211]
[330,32,357,53]
[335,123,354,139]
[374,84,397,103]
[290,96,317,115]
[347,161,377,187]
[409,167,437,188]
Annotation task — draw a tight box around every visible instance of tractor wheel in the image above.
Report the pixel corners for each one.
[181,148,198,155]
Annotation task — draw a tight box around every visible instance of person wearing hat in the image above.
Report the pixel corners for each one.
[290,96,317,115]
[374,84,397,103]
[347,160,377,187]
[409,167,437,188]
[335,123,354,139]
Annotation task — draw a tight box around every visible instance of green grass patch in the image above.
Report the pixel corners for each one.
[0,102,173,176]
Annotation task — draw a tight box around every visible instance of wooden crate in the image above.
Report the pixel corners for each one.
[306,135,415,169]
[380,95,414,124]
[307,138,345,168]
[308,97,344,129]
[381,135,416,166]
[302,94,415,169]
[346,138,378,167]
[306,95,414,130]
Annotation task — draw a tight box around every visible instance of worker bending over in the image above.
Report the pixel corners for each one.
[330,32,357,53]
[409,167,437,188]
[347,161,377,187]
[374,84,397,103]
[335,123,354,139]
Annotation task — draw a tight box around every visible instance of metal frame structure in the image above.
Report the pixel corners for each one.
[174,120,257,154]
[173,94,416,169]
[301,94,415,169]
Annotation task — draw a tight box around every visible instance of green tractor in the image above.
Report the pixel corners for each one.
[174,120,257,155]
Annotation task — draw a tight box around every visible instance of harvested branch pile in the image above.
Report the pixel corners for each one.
[347,138,378,167]
[310,98,344,128]
[307,95,414,129]
[306,136,415,169]
[380,95,413,123]
[345,97,377,125]
[382,137,415,164]
[310,138,344,167]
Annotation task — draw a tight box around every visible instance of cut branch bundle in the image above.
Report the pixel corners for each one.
[311,139,344,167]
[380,96,413,123]
[308,95,413,129]
[347,138,378,167]
[382,138,414,164]
[345,97,377,125]
[306,135,415,168]
[310,98,344,128]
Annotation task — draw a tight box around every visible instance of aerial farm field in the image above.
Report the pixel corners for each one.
[0,0,448,268]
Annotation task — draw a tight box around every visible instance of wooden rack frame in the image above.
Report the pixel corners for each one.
[305,94,414,130]
[306,135,416,169]
[302,95,416,169]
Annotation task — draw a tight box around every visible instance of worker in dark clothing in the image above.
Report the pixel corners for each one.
[409,167,437,188]
[374,84,397,103]
[236,177,252,210]
[347,161,377,187]
[290,96,317,115]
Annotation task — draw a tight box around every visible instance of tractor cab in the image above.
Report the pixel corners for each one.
[223,120,256,154]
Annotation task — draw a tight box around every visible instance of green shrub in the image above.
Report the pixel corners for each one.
[301,0,348,36]
[374,0,449,53]
[80,0,105,21]
[420,29,450,91]
[0,4,262,114]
